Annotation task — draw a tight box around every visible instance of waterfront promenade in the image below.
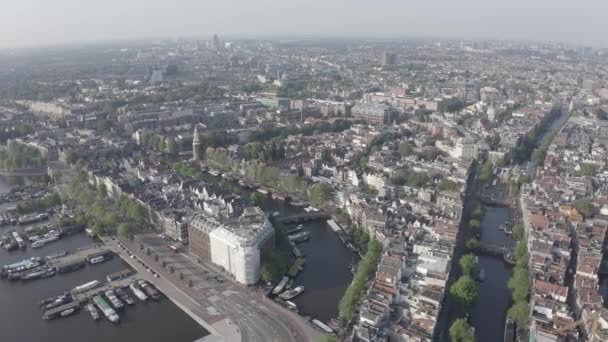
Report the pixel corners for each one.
[104,235,320,342]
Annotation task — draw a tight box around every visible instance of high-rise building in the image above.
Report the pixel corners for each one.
[382,51,398,66]
[211,34,221,50]
[192,126,200,161]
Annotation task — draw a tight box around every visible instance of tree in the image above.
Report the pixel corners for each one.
[438,179,460,192]
[310,183,332,206]
[450,275,478,307]
[471,205,485,221]
[466,238,480,251]
[250,192,265,206]
[575,198,594,218]
[459,254,477,277]
[399,142,414,157]
[449,318,475,342]
[118,223,133,240]
[478,160,493,184]
[512,224,524,241]
[507,301,530,328]
[515,240,527,261]
[468,219,481,235]
[166,138,178,155]
[318,336,338,342]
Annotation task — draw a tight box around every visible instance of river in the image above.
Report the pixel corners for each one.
[0,177,207,342]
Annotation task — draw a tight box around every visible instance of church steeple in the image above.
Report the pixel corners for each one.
[193,126,200,161]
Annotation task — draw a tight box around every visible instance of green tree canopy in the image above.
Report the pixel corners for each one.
[459,254,477,277]
[450,275,478,307]
[310,183,332,206]
[507,301,530,328]
[449,318,475,342]
[117,223,133,240]
[575,198,594,218]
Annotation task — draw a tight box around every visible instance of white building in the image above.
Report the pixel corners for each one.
[450,138,479,160]
[207,207,274,285]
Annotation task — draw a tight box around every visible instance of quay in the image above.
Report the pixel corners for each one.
[276,211,331,225]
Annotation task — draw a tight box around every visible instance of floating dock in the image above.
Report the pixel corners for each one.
[42,301,80,320]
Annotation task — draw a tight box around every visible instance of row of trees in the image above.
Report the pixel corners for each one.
[339,239,382,321]
[139,132,179,155]
[242,141,287,162]
[506,240,531,328]
[0,141,46,171]
[390,167,431,188]
[247,119,352,144]
[260,217,292,283]
[206,148,310,199]
[69,176,146,238]
[449,253,479,341]
[16,192,62,215]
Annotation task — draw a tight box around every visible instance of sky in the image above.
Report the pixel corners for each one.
[0,0,606,48]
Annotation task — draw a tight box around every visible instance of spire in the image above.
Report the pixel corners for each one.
[193,126,201,161]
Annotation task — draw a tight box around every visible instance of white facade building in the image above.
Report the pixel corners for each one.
[207,207,274,285]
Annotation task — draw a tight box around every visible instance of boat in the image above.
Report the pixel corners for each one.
[11,231,25,249]
[279,286,305,300]
[42,294,73,311]
[272,276,290,295]
[285,300,298,311]
[476,269,485,282]
[288,231,310,243]
[71,280,101,295]
[312,319,334,334]
[504,318,516,342]
[93,295,119,323]
[60,308,76,317]
[137,280,160,300]
[21,266,55,281]
[3,258,43,277]
[88,255,106,264]
[129,282,148,302]
[104,290,125,310]
[40,293,69,307]
[504,252,517,265]
[115,287,135,305]
[32,240,46,248]
[18,213,49,225]
[85,303,100,320]
[498,224,505,231]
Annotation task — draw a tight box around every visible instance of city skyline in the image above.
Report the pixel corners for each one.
[1,0,607,48]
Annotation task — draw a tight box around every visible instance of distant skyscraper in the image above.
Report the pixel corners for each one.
[212,34,220,50]
[192,126,200,161]
[382,51,398,66]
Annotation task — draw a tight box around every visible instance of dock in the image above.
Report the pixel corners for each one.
[47,244,107,270]
[71,277,136,303]
[42,301,80,320]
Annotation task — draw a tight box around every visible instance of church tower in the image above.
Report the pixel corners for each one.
[193,126,200,161]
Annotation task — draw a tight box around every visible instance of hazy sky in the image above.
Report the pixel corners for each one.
[1,0,606,48]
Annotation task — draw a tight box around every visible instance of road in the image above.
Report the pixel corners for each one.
[106,234,320,342]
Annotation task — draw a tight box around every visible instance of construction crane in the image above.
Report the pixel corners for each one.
[555,311,601,342]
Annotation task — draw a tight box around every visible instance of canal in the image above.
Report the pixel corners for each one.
[196,171,354,322]
[0,178,207,342]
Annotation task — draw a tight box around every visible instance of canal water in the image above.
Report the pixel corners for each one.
[198,172,354,322]
[469,205,515,342]
[0,177,207,342]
